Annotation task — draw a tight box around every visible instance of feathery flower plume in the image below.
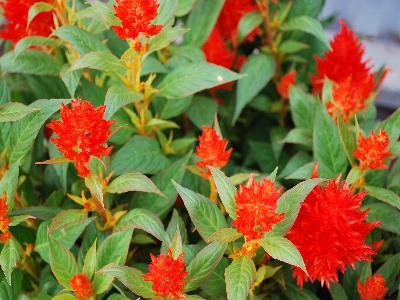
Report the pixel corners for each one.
[357,274,388,300]
[277,70,296,99]
[70,273,94,300]
[0,192,11,243]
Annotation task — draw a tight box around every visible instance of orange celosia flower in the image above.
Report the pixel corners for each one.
[47,98,115,177]
[286,177,378,288]
[371,239,384,253]
[0,192,11,243]
[143,250,188,298]
[311,20,385,122]
[0,215,11,232]
[196,126,232,176]
[354,130,392,170]
[113,0,162,41]
[0,192,8,216]
[70,273,94,300]
[0,232,12,243]
[0,0,54,44]
[232,177,284,241]
[277,70,296,99]
[357,274,388,300]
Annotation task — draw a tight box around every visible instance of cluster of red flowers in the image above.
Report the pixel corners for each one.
[113,0,163,43]
[277,70,297,99]
[0,193,12,243]
[203,0,259,73]
[232,177,283,241]
[286,173,378,287]
[143,250,188,298]
[47,98,115,177]
[0,0,54,44]
[312,21,385,122]
[70,273,94,300]
[354,130,392,170]
[357,274,388,300]
[195,126,232,176]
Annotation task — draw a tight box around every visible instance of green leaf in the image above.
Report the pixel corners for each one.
[185,242,227,292]
[96,230,133,269]
[70,51,125,73]
[168,227,183,259]
[259,234,307,275]
[210,167,237,220]
[104,86,143,119]
[0,165,19,209]
[99,264,154,298]
[53,25,110,55]
[285,161,315,180]
[0,50,62,76]
[234,53,275,123]
[60,65,82,98]
[9,215,33,227]
[238,11,263,44]
[282,16,329,49]
[364,186,400,210]
[187,95,218,129]
[159,96,193,120]
[338,117,357,166]
[173,182,227,241]
[115,209,169,242]
[158,63,244,99]
[132,153,190,218]
[149,27,189,53]
[376,253,400,288]
[8,99,67,165]
[225,256,256,300]
[92,272,114,294]
[285,283,320,300]
[27,2,54,27]
[154,0,177,26]
[51,294,76,300]
[111,136,170,175]
[107,172,164,197]
[176,0,197,16]
[14,37,62,57]
[0,239,20,285]
[205,228,241,244]
[84,174,104,207]
[329,283,349,300]
[82,240,96,280]
[364,202,400,235]
[313,104,348,178]
[201,258,229,298]
[49,238,79,288]
[0,78,10,105]
[184,0,224,46]
[279,40,309,54]
[289,86,316,131]
[377,108,400,143]
[281,128,312,146]
[274,178,324,234]
[0,102,38,123]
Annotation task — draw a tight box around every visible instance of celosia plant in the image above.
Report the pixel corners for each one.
[0,0,398,299]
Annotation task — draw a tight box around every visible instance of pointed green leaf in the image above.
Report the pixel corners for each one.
[225,256,256,300]
[107,172,164,197]
[0,239,20,285]
[210,167,237,220]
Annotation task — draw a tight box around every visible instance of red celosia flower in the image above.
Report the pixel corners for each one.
[277,70,296,99]
[47,98,115,177]
[113,0,162,41]
[0,192,8,217]
[357,274,388,300]
[371,239,384,253]
[143,250,188,298]
[232,177,284,241]
[311,21,384,121]
[0,216,11,232]
[0,0,54,44]
[286,178,379,287]
[195,126,232,176]
[70,273,94,300]
[354,130,392,170]
[0,231,12,243]
[216,0,260,45]
[203,28,238,70]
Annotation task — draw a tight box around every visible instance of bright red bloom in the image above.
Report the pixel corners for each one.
[311,21,383,121]
[357,274,388,300]
[0,0,54,44]
[113,0,162,41]
[143,250,188,298]
[0,192,8,217]
[196,126,232,176]
[0,231,12,243]
[354,130,392,170]
[0,216,11,232]
[232,177,284,241]
[216,0,260,45]
[47,98,115,177]
[286,178,378,287]
[70,273,94,300]
[277,70,296,99]
[371,239,384,253]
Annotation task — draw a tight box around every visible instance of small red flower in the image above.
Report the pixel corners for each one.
[0,192,11,243]
[0,192,8,217]
[0,216,11,232]
[371,239,384,253]
[195,126,232,176]
[0,0,54,44]
[286,178,378,287]
[47,98,115,177]
[311,21,384,121]
[354,130,392,171]
[357,274,388,300]
[143,250,188,298]
[232,177,284,241]
[70,273,94,300]
[0,231,12,243]
[113,0,163,41]
[277,70,296,99]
